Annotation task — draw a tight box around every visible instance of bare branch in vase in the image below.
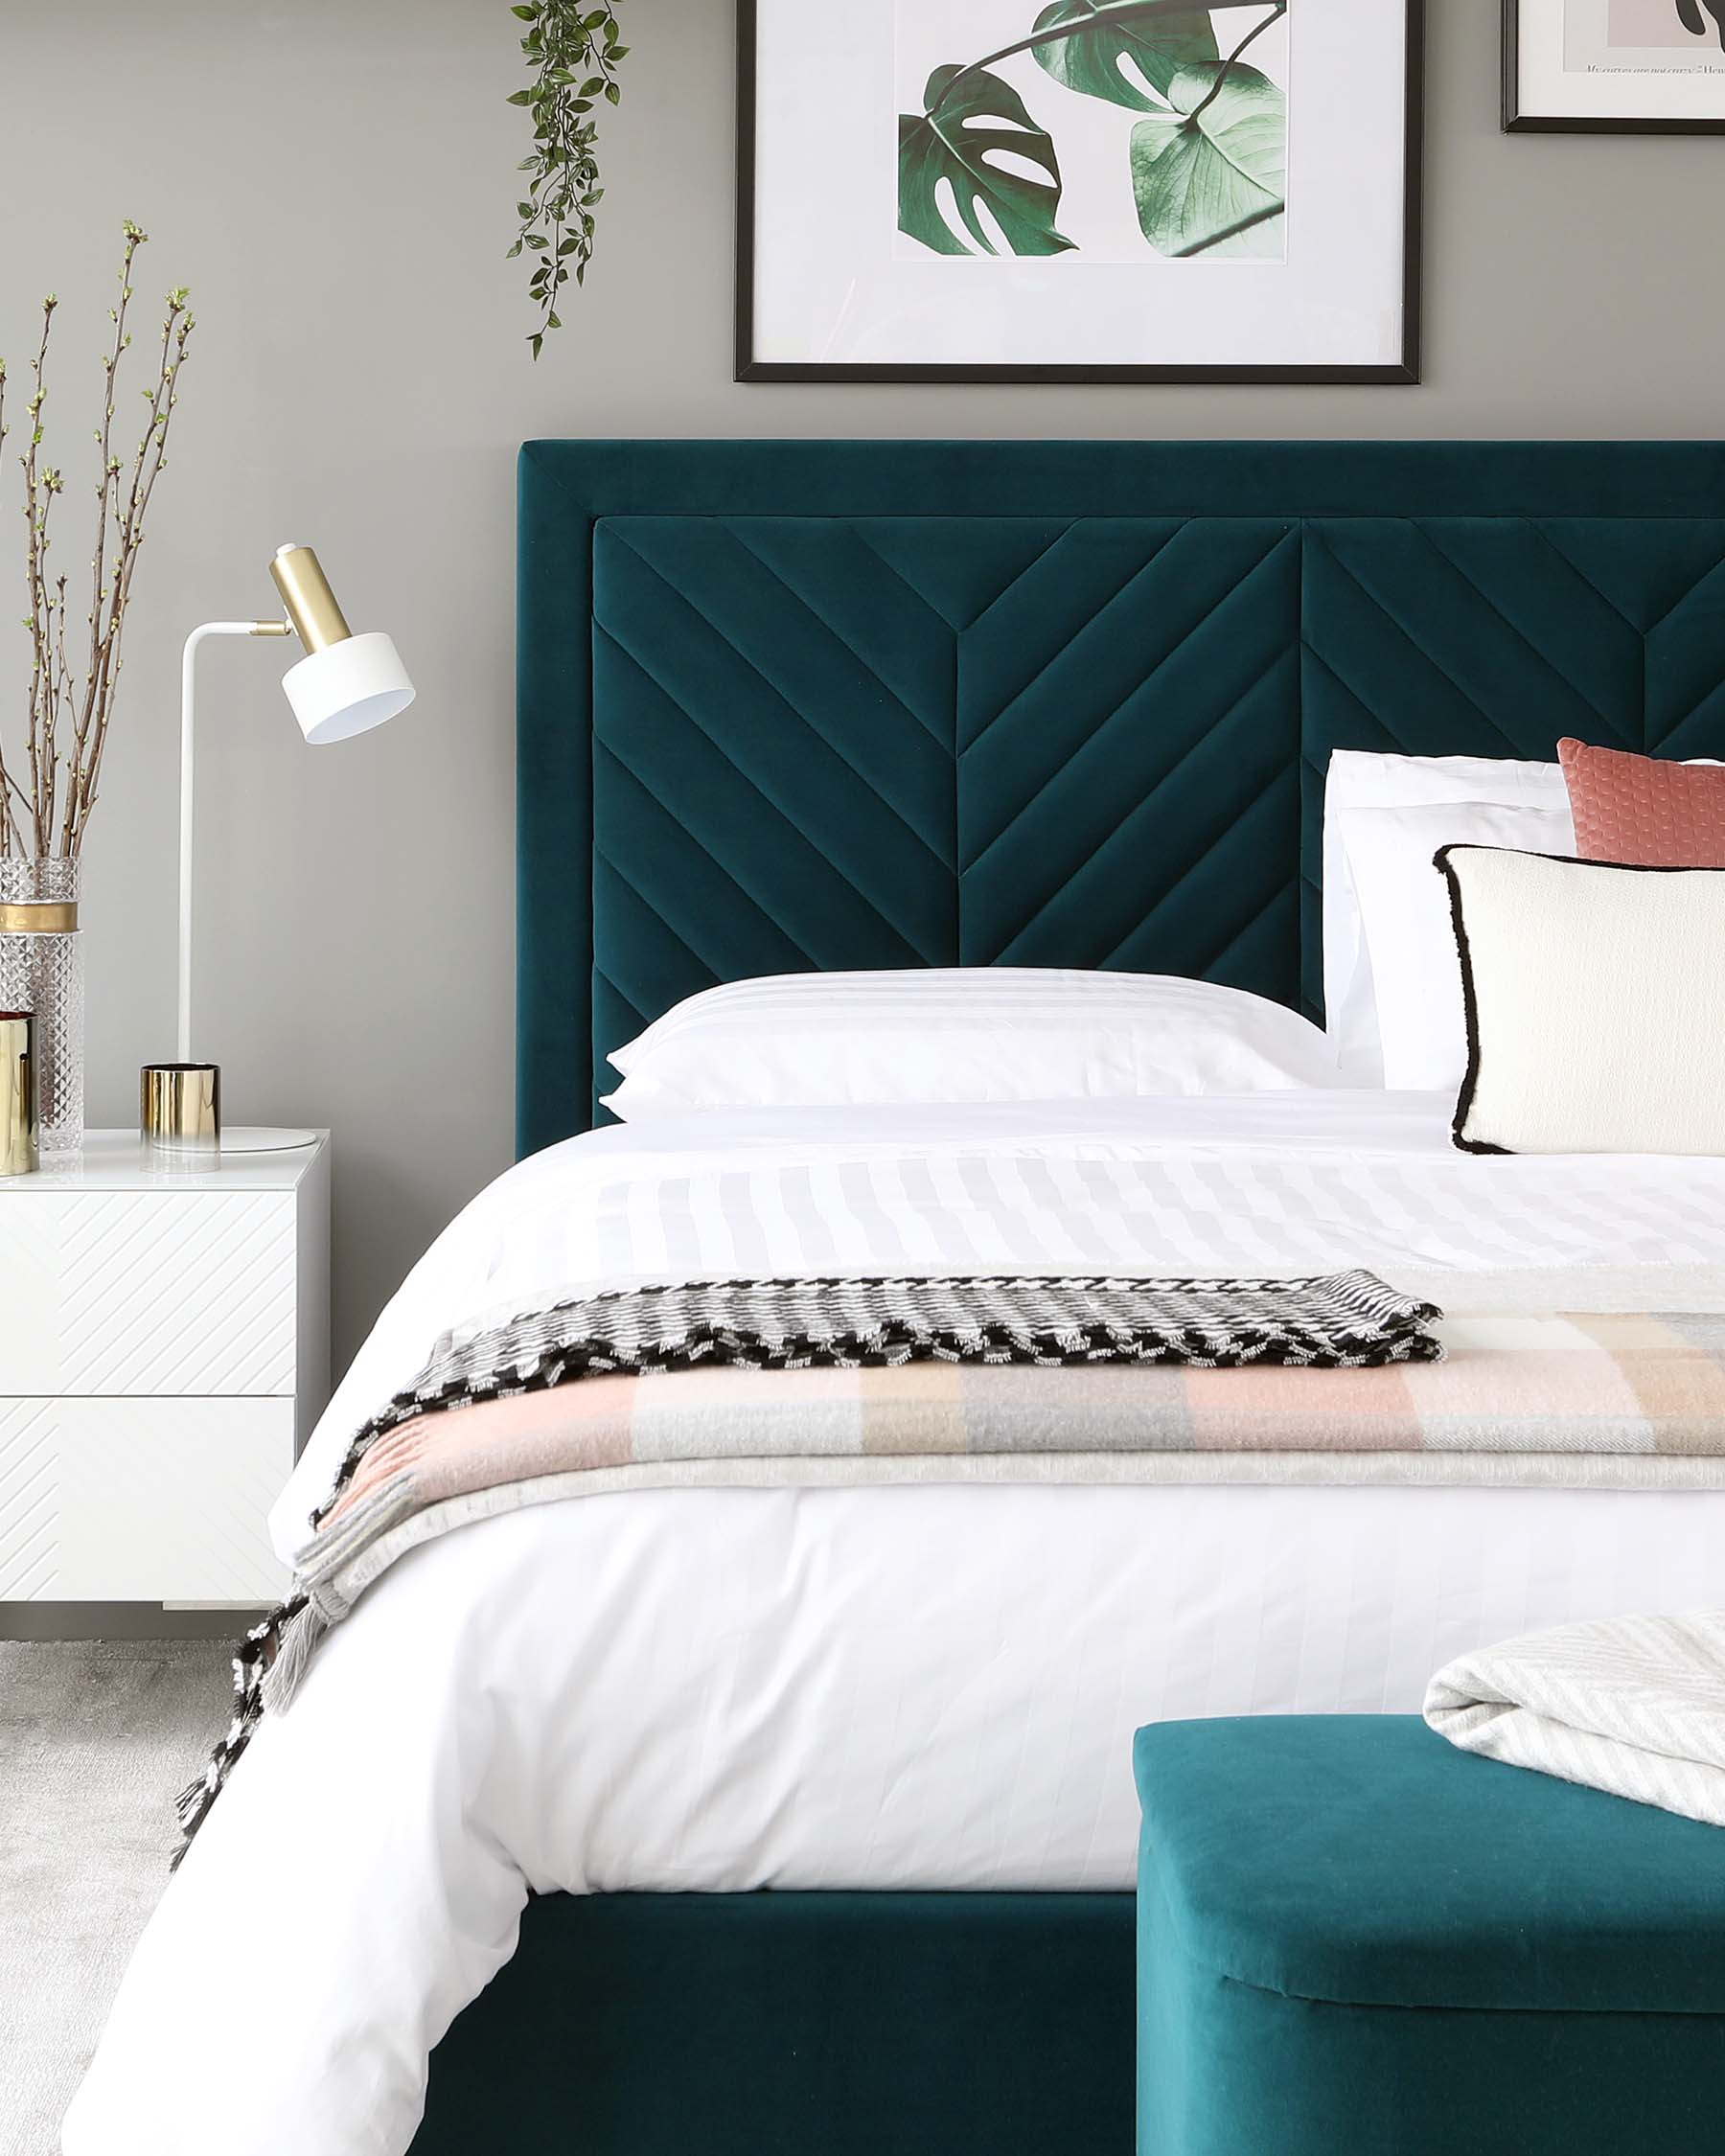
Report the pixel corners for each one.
[2,222,195,860]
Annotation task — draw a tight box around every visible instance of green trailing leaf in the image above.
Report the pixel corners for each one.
[508,0,631,355]
[1029,0,1218,111]
[1129,60,1285,259]
[899,65,1074,258]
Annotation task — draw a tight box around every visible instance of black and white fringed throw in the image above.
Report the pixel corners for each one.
[173,1269,1441,1863]
[317,1266,1445,1518]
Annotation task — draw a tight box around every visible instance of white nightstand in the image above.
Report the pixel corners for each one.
[0,1130,329,1607]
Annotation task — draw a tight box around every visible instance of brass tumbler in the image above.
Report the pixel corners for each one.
[141,1062,220,1156]
[0,1013,36,1175]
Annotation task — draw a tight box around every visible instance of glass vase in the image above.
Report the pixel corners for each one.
[0,857,83,1159]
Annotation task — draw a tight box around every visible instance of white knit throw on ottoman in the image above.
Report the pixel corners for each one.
[1426,1612,1725,1828]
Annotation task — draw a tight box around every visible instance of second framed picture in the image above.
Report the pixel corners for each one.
[1506,0,1725,132]
[736,0,1424,384]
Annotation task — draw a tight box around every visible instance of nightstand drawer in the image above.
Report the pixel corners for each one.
[0,1395,292,1602]
[0,1189,296,1395]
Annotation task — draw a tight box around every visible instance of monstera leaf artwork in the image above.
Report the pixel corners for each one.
[897,0,1288,263]
[899,66,1075,255]
[1131,61,1286,257]
[1029,0,1219,107]
[743,0,1416,380]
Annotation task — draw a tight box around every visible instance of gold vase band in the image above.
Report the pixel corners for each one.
[0,901,78,933]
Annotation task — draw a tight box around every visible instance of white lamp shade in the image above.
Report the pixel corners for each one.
[282,631,415,745]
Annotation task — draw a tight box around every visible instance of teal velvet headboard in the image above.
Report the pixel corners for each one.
[518,439,1725,1158]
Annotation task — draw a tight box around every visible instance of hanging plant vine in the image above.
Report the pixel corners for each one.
[508,0,630,357]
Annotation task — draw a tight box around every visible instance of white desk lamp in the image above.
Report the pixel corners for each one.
[143,544,414,1157]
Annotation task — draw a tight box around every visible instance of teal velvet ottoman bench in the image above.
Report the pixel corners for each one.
[1136,1714,1725,2156]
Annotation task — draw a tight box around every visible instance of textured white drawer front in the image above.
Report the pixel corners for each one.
[0,1396,291,1602]
[0,1401,56,1598]
[0,1190,295,1396]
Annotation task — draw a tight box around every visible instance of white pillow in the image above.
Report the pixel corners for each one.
[1440,846,1725,1155]
[1341,797,1576,1091]
[1322,751,1574,1085]
[603,969,1342,1117]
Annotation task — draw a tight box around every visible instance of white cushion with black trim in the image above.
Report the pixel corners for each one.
[1438,845,1725,1156]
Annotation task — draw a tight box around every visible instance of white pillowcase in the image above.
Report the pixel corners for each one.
[1322,750,1574,1086]
[1441,846,1725,1156]
[603,969,1342,1117]
[1342,797,1576,1091]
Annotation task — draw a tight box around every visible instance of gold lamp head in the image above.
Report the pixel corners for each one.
[269,543,352,654]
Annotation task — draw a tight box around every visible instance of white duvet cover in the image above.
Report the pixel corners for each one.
[67,1094,1725,2156]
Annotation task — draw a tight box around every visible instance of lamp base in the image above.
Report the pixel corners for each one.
[141,1063,220,1155]
[221,1127,319,1154]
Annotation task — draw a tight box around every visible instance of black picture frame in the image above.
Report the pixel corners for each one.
[1504,0,1725,133]
[735,0,1426,385]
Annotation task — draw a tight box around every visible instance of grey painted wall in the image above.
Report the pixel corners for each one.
[2,0,1720,1373]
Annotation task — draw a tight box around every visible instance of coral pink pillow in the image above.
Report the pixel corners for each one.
[1557,739,1725,867]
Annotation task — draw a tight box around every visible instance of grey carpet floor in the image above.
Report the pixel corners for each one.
[0,1641,227,2156]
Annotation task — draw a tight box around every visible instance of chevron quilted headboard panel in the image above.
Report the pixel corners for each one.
[518,441,1725,1157]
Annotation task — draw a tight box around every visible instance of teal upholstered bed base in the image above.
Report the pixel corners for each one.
[412,438,1725,2155]
[412,1892,1134,2155]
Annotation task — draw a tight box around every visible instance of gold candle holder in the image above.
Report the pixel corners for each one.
[141,1062,220,1156]
[0,1012,37,1176]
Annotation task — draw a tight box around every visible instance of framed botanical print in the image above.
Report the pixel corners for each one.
[1506,0,1725,131]
[735,0,1424,383]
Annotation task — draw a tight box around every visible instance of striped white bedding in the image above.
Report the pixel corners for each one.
[276,1090,1725,1548]
[75,1091,1725,2156]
